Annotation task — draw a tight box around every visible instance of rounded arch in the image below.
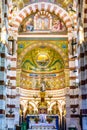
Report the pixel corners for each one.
[49,100,66,113]
[17,42,68,68]
[28,101,38,111]
[49,100,61,110]
[13,2,72,40]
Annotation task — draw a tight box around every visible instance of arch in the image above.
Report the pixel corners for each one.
[29,101,38,111]
[34,11,52,30]
[49,100,65,113]
[13,2,73,40]
[17,42,68,68]
[49,100,61,110]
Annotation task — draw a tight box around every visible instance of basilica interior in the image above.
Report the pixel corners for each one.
[0,0,87,130]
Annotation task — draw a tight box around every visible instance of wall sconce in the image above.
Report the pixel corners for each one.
[71,55,77,59]
[67,5,76,17]
[7,64,11,70]
[8,36,15,55]
[5,80,11,86]
[71,38,77,56]
[73,70,77,73]
[73,82,79,88]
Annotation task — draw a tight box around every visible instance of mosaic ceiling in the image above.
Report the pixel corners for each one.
[17,39,68,69]
[22,46,65,73]
[12,0,73,10]
[17,39,69,90]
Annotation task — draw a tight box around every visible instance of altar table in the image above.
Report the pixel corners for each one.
[30,122,55,129]
[26,115,59,130]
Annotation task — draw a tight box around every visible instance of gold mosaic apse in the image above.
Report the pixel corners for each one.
[17,39,69,90]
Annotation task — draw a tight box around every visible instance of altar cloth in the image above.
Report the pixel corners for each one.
[31,122,55,127]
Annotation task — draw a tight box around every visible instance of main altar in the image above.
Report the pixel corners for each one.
[26,82,59,130]
[26,114,58,130]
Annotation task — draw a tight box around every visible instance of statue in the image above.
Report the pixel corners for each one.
[40,81,46,92]
[26,18,34,31]
[52,19,66,32]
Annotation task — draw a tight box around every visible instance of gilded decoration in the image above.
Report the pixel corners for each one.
[20,72,65,90]
[17,40,68,68]
[17,39,69,90]
[21,46,65,73]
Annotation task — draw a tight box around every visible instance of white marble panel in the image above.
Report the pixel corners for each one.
[0,100,5,109]
[10,71,16,77]
[6,118,15,129]
[0,72,4,80]
[0,86,6,95]
[81,99,87,109]
[69,61,75,67]
[82,117,87,130]
[0,117,6,130]
[11,61,16,67]
[1,58,5,66]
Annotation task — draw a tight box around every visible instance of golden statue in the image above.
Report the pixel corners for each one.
[38,80,47,114]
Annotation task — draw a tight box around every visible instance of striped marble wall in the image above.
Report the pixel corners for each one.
[0,0,18,129]
[0,0,87,129]
[0,1,1,40]
[0,43,7,129]
[78,42,87,129]
[84,0,87,39]
[0,0,7,129]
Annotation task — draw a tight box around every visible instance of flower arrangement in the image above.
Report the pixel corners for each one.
[46,116,53,123]
[34,117,40,123]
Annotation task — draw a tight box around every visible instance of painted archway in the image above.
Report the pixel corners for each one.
[12,2,73,40]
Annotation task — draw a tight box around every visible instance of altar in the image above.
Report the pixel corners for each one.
[26,114,59,130]
[30,123,56,129]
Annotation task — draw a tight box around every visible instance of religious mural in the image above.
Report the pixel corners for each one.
[35,17,50,30]
[52,18,66,32]
[25,18,34,31]
[18,12,66,33]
